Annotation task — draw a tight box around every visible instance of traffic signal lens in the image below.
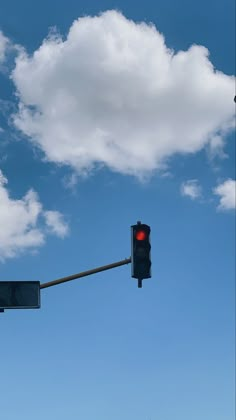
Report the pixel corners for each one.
[135,230,147,241]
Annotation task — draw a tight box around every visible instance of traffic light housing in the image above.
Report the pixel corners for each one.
[0,281,40,310]
[131,222,151,288]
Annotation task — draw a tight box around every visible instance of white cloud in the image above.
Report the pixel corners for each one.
[62,172,79,192]
[0,31,9,63]
[0,170,69,261]
[0,170,7,185]
[11,10,235,178]
[43,210,69,237]
[213,179,236,211]
[181,179,202,200]
[208,134,228,161]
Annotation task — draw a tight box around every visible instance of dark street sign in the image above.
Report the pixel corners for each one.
[0,281,40,309]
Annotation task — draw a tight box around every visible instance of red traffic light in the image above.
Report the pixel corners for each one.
[135,230,147,241]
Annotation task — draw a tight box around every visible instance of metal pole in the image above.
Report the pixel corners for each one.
[40,257,131,289]
[138,279,142,288]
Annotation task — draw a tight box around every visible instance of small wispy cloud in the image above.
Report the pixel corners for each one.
[180,179,202,200]
[213,179,236,211]
[62,172,79,192]
[0,31,9,63]
[0,30,23,75]
[207,134,228,161]
[43,210,69,237]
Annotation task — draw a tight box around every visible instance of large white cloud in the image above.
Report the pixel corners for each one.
[0,170,69,261]
[213,179,236,211]
[11,10,235,177]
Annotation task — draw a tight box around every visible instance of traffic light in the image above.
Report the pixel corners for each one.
[131,221,151,288]
[0,281,40,310]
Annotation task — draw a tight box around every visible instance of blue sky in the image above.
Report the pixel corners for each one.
[0,1,235,419]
